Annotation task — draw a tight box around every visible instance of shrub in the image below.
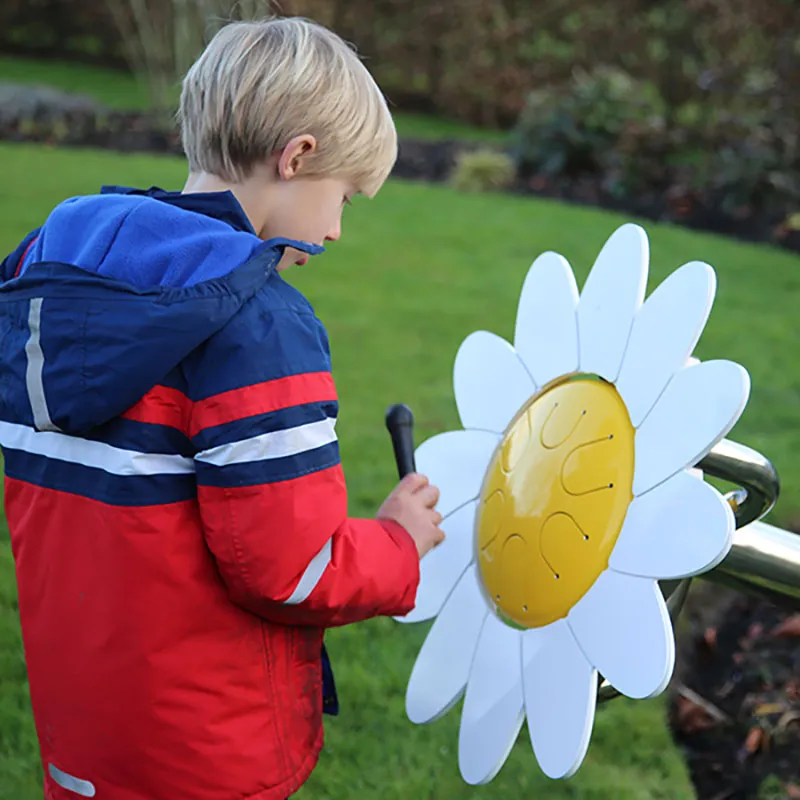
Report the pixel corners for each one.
[509,65,665,179]
[0,82,102,124]
[600,117,682,197]
[449,148,516,193]
[691,112,800,218]
[755,775,787,800]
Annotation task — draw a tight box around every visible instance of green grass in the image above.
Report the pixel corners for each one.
[1,141,799,799]
[0,55,150,110]
[0,56,507,144]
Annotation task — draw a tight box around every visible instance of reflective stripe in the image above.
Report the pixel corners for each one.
[284,538,333,605]
[48,764,96,797]
[195,417,337,467]
[25,297,60,432]
[0,421,194,476]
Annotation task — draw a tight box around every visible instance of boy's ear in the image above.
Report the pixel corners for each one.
[278,135,317,180]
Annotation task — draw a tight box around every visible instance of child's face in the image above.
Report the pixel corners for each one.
[263,175,354,272]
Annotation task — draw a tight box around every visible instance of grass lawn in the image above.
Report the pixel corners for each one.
[0,141,799,799]
[0,56,508,144]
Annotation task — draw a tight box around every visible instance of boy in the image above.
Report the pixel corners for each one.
[0,17,444,800]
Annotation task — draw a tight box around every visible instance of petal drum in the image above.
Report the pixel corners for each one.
[476,375,635,628]
[397,223,749,785]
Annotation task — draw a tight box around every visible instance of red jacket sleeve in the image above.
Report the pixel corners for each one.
[187,306,420,628]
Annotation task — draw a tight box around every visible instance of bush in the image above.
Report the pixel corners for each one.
[600,118,682,197]
[755,775,787,800]
[0,0,797,141]
[449,148,516,193]
[0,0,126,66]
[691,111,800,219]
[509,66,664,179]
[0,82,102,124]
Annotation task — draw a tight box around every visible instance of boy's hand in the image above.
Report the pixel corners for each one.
[377,473,445,559]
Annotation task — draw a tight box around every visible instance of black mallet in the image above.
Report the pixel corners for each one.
[385,403,416,479]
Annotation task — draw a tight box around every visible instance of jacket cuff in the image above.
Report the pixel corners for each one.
[376,518,421,617]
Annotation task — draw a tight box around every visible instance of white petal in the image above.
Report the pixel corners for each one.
[454,331,536,433]
[415,429,500,517]
[395,501,477,624]
[568,570,675,700]
[458,614,524,785]
[513,252,579,387]
[616,261,716,427]
[577,223,648,382]
[634,360,751,495]
[610,470,734,579]
[522,620,597,779]
[405,565,488,724]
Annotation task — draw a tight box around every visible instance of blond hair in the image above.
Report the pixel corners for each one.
[178,17,397,197]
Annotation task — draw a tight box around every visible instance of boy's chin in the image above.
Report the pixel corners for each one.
[276,249,309,272]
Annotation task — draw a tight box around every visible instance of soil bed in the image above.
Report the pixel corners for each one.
[670,589,800,799]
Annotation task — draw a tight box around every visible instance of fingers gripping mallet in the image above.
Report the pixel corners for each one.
[385,404,416,479]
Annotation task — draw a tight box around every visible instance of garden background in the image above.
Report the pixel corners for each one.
[0,1,799,798]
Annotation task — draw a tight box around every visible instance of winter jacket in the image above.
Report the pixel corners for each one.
[0,186,420,800]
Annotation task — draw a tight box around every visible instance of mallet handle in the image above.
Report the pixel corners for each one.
[385,404,416,479]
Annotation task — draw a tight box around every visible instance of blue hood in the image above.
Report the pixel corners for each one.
[0,186,323,434]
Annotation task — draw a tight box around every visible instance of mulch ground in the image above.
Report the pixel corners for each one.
[669,589,800,800]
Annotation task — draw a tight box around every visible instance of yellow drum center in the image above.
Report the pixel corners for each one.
[476,375,635,629]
